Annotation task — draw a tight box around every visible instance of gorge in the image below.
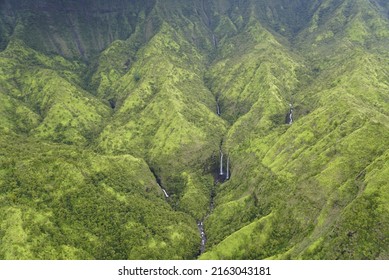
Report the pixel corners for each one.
[0,0,388,260]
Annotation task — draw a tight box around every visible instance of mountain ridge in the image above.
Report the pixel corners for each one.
[0,0,388,259]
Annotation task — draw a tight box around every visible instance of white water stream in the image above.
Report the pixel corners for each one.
[226,156,230,180]
[160,185,169,198]
[219,151,224,175]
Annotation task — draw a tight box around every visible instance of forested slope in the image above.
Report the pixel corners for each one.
[0,0,388,259]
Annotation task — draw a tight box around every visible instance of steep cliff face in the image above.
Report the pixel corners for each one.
[0,0,388,260]
[0,0,157,58]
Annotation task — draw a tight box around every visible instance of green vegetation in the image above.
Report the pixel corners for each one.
[0,0,388,259]
[0,136,199,259]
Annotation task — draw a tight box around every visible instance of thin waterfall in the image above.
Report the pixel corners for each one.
[197,221,206,254]
[197,180,217,256]
[219,150,224,175]
[226,156,230,180]
[216,96,221,116]
[161,186,169,198]
[150,168,169,199]
[212,34,217,48]
[286,104,293,125]
[289,108,293,124]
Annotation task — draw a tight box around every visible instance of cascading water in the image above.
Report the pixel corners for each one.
[160,186,169,198]
[150,168,169,199]
[289,109,293,124]
[226,156,230,180]
[197,148,231,255]
[216,96,221,116]
[197,221,206,254]
[219,150,224,175]
[212,34,217,48]
[197,180,217,255]
[286,104,293,125]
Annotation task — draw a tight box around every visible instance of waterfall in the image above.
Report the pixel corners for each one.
[150,168,169,199]
[286,104,293,125]
[212,34,217,48]
[157,183,169,198]
[161,187,169,198]
[219,150,224,175]
[197,221,206,252]
[289,109,293,124]
[226,156,230,180]
[197,181,216,256]
[216,96,221,116]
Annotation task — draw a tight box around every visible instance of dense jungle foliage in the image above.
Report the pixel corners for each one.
[0,0,388,259]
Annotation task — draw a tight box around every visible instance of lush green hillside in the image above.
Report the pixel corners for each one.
[0,0,388,260]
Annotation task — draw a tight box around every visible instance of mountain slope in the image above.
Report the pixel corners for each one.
[0,0,388,260]
[200,0,389,259]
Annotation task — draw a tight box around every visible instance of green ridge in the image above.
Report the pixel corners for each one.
[0,0,388,260]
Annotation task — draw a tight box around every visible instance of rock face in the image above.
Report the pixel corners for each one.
[0,0,156,57]
[0,0,388,260]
